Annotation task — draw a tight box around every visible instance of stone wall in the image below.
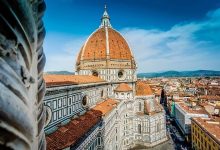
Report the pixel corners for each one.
[44,83,108,134]
[0,0,47,149]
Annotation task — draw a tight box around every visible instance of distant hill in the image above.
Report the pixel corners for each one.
[137,70,220,78]
[44,70,220,78]
[45,71,74,75]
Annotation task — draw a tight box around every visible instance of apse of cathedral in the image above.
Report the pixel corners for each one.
[44,6,167,150]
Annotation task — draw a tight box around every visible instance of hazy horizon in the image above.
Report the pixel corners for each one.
[45,69,220,74]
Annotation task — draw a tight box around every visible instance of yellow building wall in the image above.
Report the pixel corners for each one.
[191,122,220,150]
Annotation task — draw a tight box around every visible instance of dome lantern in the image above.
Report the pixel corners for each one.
[100,5,112,28]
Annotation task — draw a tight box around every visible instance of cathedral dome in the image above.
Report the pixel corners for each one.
[77,27,133,62]
[76,6,135,70]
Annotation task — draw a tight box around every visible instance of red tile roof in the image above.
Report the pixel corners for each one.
[199,95,220,101]
[93,99,118,116]
[114,83,132,92]
[77,28,132,61]
[46,110,102,150]
[136,81,153,96]
[178,103,208,115]
[43,75,106,87]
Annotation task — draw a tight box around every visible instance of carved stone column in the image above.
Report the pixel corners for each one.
[0,0,46,149]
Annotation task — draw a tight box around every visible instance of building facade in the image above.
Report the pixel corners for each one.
[191,117,220,150]
[174,102,209,141]
[44,6,167,150]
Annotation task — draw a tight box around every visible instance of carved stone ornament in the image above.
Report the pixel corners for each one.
[0,0,46,149]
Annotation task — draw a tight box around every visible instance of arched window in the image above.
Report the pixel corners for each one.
[139,102,141,111]
[138,124,141,134]
[157,123,161,132]
[82,95,88,106]
[101,90,104,98]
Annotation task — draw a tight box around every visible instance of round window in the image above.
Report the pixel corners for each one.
[82,96,88,106]
[92,70,98,77]
[118,70,124,78]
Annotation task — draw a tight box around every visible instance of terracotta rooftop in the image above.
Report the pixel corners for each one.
[178,103,208,115]
[199,95,220,101]
[168,99,182,105]
[192,117,220,144]
[174,99,183,103]
[43,75,106,87]
[188,98,198,102]
[198,102,209,107]
[179,93,193,97]
[46,110,102,150]
[93,98,118,116]
[114,83,132,92]
[76,27,132,62]
[136,81,153,96]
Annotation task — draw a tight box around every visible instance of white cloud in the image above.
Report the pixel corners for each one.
[43,32,87,72]
[120,8,220,72]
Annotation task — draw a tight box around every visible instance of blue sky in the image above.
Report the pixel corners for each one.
[43,0,220,73]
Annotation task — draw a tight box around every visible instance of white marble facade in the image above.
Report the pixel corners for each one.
[44,81,167,149]
[44,82,108,134]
